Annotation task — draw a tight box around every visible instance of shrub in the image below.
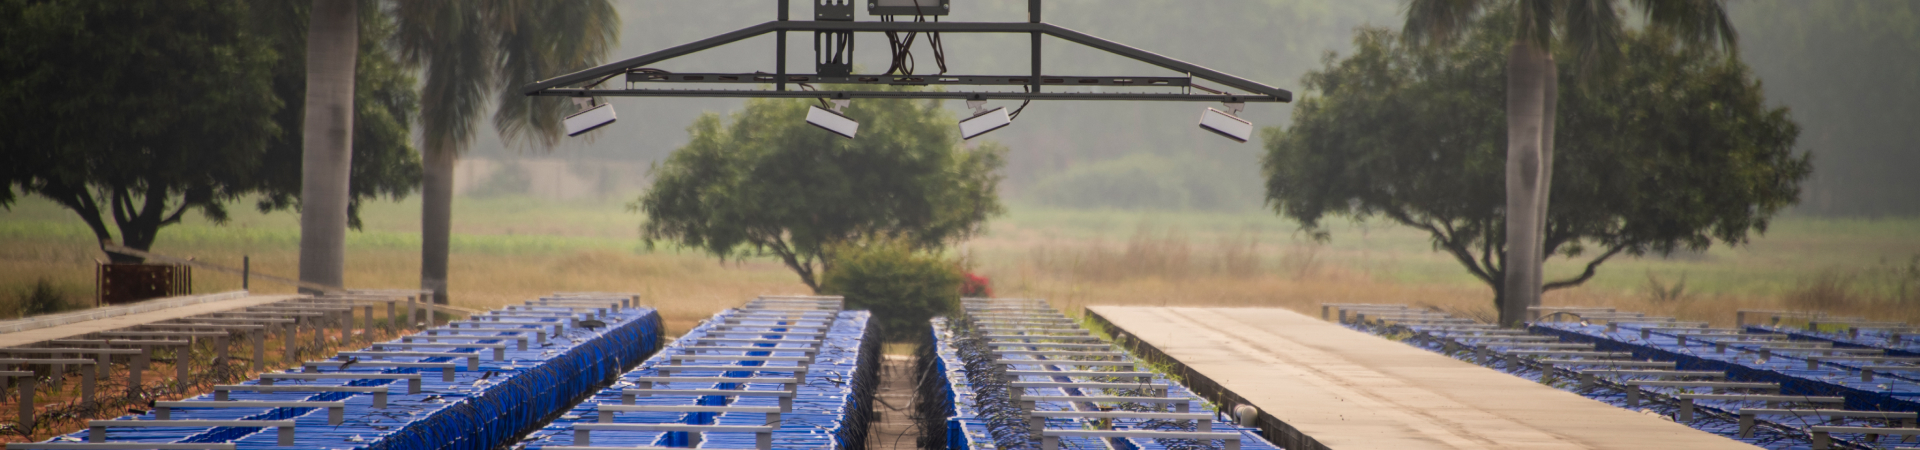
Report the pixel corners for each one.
[820,242,963,342]
[15,278,75,318]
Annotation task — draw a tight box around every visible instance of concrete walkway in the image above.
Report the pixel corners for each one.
[866,354,918,450]
[1090,306,1758,450]
[0,293,300,348]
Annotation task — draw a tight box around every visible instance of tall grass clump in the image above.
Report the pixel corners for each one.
[1785,269,1856,312]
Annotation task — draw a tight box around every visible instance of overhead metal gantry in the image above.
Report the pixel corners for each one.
[519,0,1292,104]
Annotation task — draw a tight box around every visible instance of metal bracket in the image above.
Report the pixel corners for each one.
[966,99,989,116]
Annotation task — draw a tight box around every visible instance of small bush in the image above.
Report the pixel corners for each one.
[820,242,963,342]
[15,278,75,318]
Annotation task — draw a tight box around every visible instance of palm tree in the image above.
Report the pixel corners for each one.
[395,1,618,304]
[1403,0,1737,326]
[298,0,360,293]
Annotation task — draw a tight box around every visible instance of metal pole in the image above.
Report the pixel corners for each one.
[242,256,249,290]
[18,374,33,429]
[1029,0,1041,94]
[777,0,788,91]
[252,329,265,371]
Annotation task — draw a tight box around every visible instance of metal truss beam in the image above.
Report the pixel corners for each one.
[535,88,1272,103]
[521,21,1291,102]
[625,72,1193,88]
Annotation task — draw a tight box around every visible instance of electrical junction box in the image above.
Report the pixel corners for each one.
[816,0,854,21]
[869,0,949,16]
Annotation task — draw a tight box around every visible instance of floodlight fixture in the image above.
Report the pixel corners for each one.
[564,97,616,137]
[958,99,1012,140]
[1198,101,1252,143]
[806,98,859,139]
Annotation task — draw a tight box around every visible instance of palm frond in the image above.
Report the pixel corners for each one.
[492,0,620,152]
[1514,0,1559,49]
[1561,0,1622,70]
[1403,0,1487,47]
[1631,0,1737,51]
[394,0,495,156]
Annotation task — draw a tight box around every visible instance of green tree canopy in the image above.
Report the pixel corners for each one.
[1262,17,1809,310]
[637,91,1006,291]
[1,0,280,262]
[0,0,420,262]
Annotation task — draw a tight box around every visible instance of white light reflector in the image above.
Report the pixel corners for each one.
[806,106,859,139]
[1198,107,1253,143]
[958,107,1012,140]
[564,103,617,137]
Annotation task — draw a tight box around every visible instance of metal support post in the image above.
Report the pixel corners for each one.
[130,348,147,391]
[174,343,190,389]
[1029,1,1041,94]
[777,0,788,91]
[337,310,350,344]
[215,334,230,365]
[283,322,297,363]
[80,364,94,403]
[18,375,33,429]
[252,329,265,371]
[311,317,324,351]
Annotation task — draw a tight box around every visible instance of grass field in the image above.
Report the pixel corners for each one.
[4,193,1919,333]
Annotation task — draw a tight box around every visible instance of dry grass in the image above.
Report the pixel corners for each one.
[970,216,1920,327]
[5,195,1920,335]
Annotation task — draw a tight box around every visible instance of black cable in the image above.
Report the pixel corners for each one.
[1008,87,1035,121]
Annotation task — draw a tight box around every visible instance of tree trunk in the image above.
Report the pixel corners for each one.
[297,0,358,294]
[1500,41,1550,327]
[420,143,455,304]
[1535,55,1558,307]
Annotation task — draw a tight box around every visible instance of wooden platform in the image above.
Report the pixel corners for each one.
[0,294,299,348]
[1089,306,1757,450]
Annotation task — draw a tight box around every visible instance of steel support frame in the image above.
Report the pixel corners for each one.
[521,1,1290,103]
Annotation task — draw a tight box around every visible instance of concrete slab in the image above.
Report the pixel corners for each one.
[1089,306,1756,450]
[0,294,300,348]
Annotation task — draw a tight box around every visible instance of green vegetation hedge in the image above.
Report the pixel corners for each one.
[820,242,963,342]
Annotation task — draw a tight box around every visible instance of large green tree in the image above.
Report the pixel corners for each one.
[638,93,1007,292]
[394,0,617,304]
[1263,19,1809,323]
[0,0,279,263]
[0,0,419,267]
[1402,0,1739,325]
